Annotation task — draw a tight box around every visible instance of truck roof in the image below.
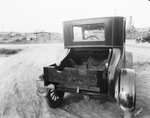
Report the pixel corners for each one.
[63,17,126,48]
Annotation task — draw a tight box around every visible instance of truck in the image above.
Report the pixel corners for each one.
[36,16,136,115]
[136,32,150,43]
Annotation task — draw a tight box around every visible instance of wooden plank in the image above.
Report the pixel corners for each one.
[44,66,98,86]
[57,84,100,92]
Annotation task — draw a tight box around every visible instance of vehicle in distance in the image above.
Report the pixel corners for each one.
[136,32,150,43]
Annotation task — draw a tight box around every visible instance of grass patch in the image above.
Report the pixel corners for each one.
[0,48,22,55]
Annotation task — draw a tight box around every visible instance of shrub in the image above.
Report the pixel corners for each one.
[0,48,22,55]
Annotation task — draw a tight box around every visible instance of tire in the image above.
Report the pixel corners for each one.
[46,89,64,108]
[133,85,136,111]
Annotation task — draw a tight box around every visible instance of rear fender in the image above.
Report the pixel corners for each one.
[115,68,136,112]
[125,51,133,69]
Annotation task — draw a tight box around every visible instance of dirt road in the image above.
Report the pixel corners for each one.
[0,41,150,118]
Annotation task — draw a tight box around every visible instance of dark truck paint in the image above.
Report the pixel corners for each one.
[37,16,136,114]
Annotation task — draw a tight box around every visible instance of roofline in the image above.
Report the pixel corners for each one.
[63,16,126,23]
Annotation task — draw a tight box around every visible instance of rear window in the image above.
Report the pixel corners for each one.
[73,24,105,42]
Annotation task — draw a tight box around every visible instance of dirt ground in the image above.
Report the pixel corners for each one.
[0,40,150,118]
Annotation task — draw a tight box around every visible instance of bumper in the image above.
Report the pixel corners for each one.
[36,79,49,97]
[36,75,55,97]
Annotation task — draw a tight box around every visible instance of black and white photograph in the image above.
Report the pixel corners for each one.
[0,0,150,118]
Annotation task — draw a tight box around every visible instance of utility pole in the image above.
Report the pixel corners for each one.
[127,16,136,39]
[127,16,135,32]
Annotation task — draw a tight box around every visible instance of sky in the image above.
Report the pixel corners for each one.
[0,0,150,32]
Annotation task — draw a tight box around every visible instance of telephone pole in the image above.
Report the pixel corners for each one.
[127,16,136,39]
[127,16,135,32]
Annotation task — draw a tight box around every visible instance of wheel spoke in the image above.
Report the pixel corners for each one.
[54,96,57,101]
[46,88,64,108]
[50,91,55,97]
[52,95,55,100]
[50,90,56,100]
[49,90,60,101]
[50,90,54,93]
[51,93,55,99]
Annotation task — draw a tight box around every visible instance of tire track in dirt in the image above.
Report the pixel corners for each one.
[0,43,79,118]
[0,42,150,118]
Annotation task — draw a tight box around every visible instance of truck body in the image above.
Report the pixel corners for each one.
[37,17,136,113]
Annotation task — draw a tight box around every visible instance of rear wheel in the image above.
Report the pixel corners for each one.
[46,89,64,108]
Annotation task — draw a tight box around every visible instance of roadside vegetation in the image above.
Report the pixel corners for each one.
[0,48,22,55]
[0,32,63,44]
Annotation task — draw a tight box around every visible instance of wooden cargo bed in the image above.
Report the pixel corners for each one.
[43,66,105,87]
